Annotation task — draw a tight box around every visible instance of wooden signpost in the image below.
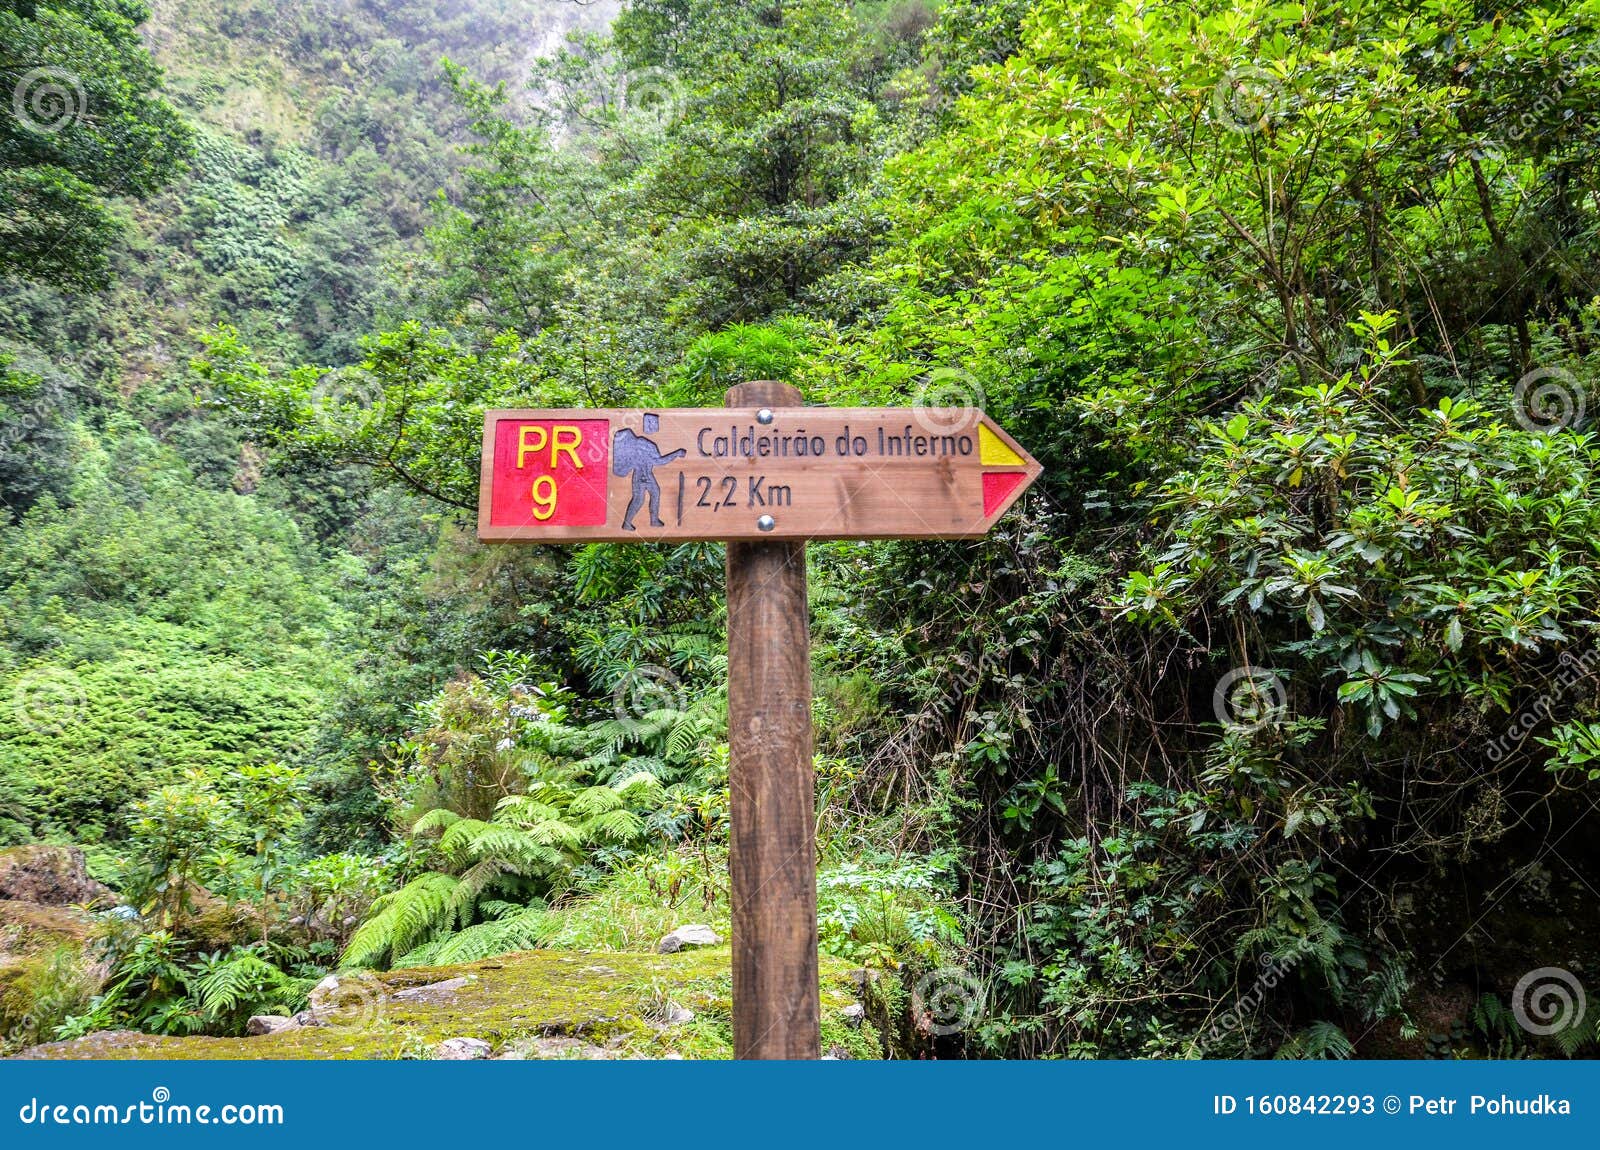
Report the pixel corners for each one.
[478,382,1041,1059]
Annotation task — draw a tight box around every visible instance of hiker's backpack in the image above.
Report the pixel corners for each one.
[612,428,636,476]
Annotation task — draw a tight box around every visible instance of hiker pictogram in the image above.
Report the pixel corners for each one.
[613,413,687,530]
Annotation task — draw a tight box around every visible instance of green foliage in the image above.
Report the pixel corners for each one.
[13,0,1600,1064]
[1122,330,1600,740]
[61,932,312,1039]
[345,655,723,968]
[817,852,964,968]
[0,942,98,1053]
[393,903,549,968]
[121,761,308,924]
[0,421,340,848]
[342,871,466,970]
[1275,1021,1356,1061]
[673,320,813,400]
[0,0,192,287]
[1539,721,1600,778]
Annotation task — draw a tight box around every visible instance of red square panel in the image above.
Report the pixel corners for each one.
[490,419,610,528]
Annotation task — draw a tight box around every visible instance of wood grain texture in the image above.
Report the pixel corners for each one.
[477,405,1041,542]
[724,381,820,1060]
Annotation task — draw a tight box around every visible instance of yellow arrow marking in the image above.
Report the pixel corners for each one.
[978,422,1024,467]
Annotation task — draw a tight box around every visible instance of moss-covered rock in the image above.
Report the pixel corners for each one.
[13,947,882,1061]
[0,900,96,948]
[181,890,274,951]
[0,846,112,907]
[0,899,102,1050]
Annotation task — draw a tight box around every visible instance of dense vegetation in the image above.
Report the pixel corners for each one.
[4,0,1600,1059]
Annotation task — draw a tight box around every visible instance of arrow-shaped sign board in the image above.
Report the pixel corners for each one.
[477,391,1043,1059]
[478,406,1041,542]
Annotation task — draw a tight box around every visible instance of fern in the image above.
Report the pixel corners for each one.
[569,785,624,817]
[613,771,667,799]
[585,808,644,842]
[1470,993,1515,1037]
[1275,1021,1355,1060]
[395,905,552,968]
[343,873,463,968]
[411,808,462,835]
[1554,1011,1598,1057]
[347,654,723,969]
[665,712,710,760]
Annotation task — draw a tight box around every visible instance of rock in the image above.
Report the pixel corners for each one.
[433,1037,493,1060]
[246,1015,298,1036]
[0,846,112,907]
[826,1044,852,1060]
[656,924,720,953]
[495,1036,616,1060]
[391,976,469,1002]
[840,1003,866,1027]
[183,891,267,951]
[304,970,388,1024]
[291,1010,323,1028]
[0,900,96,948]
[656,1003,695,1026]
[14,946,878,1061]
[845,968,883,991]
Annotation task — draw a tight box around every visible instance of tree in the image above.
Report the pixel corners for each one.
[0,0,191,289]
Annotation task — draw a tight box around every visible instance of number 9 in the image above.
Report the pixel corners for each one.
[531,475,558,521]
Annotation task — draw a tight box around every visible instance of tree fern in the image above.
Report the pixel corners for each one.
[395,906,552,968]
[412,808,462,835]
[343,872,463,968]
[346,655,719,969]
[585,807,644,842]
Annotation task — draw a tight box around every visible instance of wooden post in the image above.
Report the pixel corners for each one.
[724,380,820,1060]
